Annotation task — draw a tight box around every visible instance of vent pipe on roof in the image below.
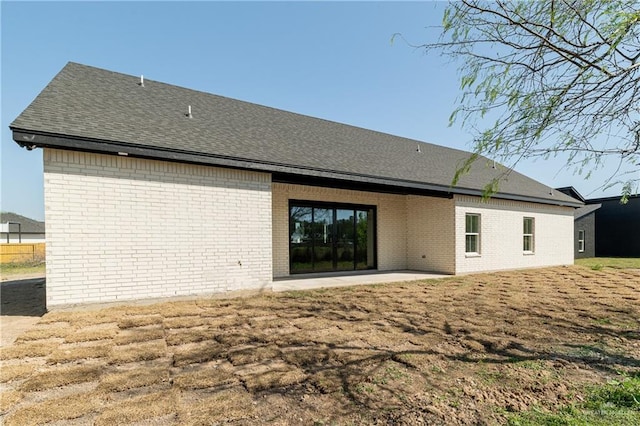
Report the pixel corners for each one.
[186,105,193,118]
[139,75,144,87]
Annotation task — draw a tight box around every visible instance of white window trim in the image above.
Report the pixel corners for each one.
[523,217,535,254]
[578,230,585,253]
[465,213,481,256]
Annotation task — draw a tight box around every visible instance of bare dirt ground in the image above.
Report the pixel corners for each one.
[1,277,47,347]
[1,265,639,425]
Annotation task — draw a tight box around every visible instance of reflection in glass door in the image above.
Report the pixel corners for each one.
[312,208,334,272]
[289,202,376,274]
[336,209,355,271]
[289,206,313,273]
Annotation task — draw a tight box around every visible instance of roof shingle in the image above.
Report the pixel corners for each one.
[11,62,581,207]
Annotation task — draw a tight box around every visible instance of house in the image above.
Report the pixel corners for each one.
[10,62,581,307]
[587,194,640,257]
[1,212,46,243]
[555,187,601,258]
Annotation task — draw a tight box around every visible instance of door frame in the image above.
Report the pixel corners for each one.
[288,200,377,274]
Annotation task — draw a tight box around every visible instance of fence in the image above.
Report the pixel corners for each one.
[0,243,46,263]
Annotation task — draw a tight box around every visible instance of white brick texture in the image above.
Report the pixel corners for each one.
[407,196,456,274]
[454,195,574,274]
[44,149,272,306]
[43,148,575,306]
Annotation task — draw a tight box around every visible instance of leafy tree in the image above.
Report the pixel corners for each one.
[411,0,640,200]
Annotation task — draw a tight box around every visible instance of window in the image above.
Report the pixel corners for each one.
[578,230,585,253]
[523,217,535,253]
[465,214,480,254]
[289,201,376,274]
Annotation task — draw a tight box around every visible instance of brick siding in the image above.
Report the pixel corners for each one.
[454,195,574,273]
[43,149,575,306]
[43,149,272,306]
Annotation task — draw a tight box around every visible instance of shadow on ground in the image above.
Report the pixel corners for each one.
[0,278,46,316]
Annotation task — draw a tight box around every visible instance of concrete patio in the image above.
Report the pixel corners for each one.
[272,270,450,292]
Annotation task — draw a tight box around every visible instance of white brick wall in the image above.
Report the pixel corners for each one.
[454,195,574,274]
[43,148,576,306]
[44,149,272,306]
[407,196,456,274]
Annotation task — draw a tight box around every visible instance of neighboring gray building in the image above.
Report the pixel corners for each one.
[0,212,45,243]
[10,62,581,307]
[556,187,600,259]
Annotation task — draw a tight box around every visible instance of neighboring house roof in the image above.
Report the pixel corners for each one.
[555,186,586,203]
[0,212,45,234]
[10,62,581,207]
[574,204,601,220]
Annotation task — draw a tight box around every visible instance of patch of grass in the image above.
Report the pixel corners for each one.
[586,373,640,411]
[117,315,163,329]
[4,392,100,426]
[48,342,112,364]
[0,362,35,383]
[165,327,216,346]
[163,315,209,329]
[98,365,169,392]
[19,364,103,391]
[109,340,167,364]
[113,326,165,345]
[312,370,343,394]
[0,341,59,360]
[0,389,23,413]
[576,257,640,270]
[477,367,507,385]
[509,373,640,425]
[241,366,307,392]
[0,260,45,277]
[15,326,73,342]
[172,362,237,389]
[227,344,281,366]
[94,390,178,425]
[64,326,118,343]
[172,341,226,367]
[515,360,547,371]
[177,387,255,424]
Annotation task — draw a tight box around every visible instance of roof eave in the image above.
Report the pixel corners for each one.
[12,129,583,208]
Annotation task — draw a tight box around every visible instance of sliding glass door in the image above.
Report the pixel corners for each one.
[289,201,376,274]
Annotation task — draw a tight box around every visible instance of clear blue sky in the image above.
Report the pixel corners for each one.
[1,1,629,222]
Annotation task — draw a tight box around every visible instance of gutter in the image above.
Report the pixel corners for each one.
[12,129,584,208]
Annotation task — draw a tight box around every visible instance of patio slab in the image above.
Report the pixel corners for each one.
[272,270,449,292]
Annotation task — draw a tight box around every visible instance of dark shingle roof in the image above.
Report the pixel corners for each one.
[574,204,601,219]
[1,212,45,234]
[11,62,581,207]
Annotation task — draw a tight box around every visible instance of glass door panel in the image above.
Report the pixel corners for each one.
[356,209,374,270]
[312,208,333,272]
[290,206,313,273]
[289,203,376,274]
[336,209,355,271]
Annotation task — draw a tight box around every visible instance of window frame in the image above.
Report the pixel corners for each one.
[465,213,481,255]
[523,217,535,253]
[288,200,377,274]
[577,229,585,253]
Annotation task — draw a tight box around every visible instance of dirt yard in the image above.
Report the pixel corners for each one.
[1,265,639,425]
